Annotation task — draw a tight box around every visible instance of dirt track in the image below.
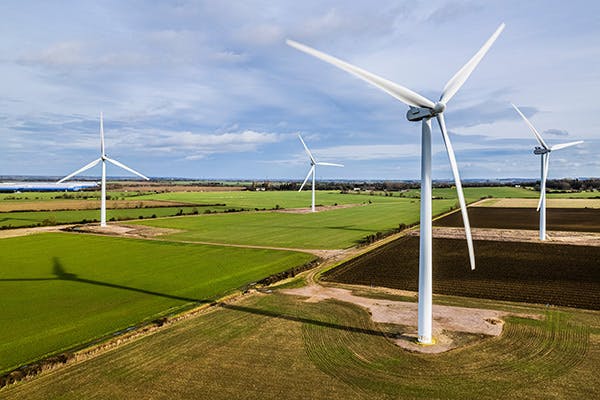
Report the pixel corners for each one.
[477,198,600,208]
[0,225,72,239]
[431,226,600,247]
[63,223,345,259]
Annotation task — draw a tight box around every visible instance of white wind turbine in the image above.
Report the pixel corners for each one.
[511,104,583,240]
[298,134,343,212]
[288,23,505,344]
[58,113,149,227]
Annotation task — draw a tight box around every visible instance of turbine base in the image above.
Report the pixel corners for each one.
[417,336,437,346]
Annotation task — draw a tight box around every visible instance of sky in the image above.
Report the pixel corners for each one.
[1,0,599,181]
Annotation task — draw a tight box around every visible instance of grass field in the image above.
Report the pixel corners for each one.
[0,191,137,201]
[134,190,405,208]
[0,233,313,373]
[2,291,597,399]
[130,199,459,249]
[0,206,222,229]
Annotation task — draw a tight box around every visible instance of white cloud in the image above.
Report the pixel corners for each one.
[17,41,152,68]
[235,24,284,46]
[112,129,285,160]
[18,41,86,66]
[308,144,422,161]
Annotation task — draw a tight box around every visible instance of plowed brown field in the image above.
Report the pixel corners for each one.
[434,207,600,232]
[323,236,600,309]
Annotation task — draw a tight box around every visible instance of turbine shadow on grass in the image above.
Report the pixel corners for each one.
[220,303,388,338]
[0,257,211,305]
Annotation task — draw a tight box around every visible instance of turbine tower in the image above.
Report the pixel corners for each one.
[287,23,505,344]
[297,134,343,212]
[511,104,583,240]
[58,113,149,227]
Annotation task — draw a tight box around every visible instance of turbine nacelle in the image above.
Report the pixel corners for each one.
[533,147,550,155]
[406,103,446,122]
[407,107,435,122]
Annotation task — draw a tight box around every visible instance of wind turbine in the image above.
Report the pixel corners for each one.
[287,23,505,344]
[511,104,583,240]
[57,113,149,227]
[298,134,343,212]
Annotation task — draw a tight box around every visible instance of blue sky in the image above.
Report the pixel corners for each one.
[1,0,599,180]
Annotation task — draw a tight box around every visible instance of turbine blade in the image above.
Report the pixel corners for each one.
[550,140,583,151]
[436,114,475,270]
[286,39,435,109]
[100,112,105,157]
[56,158,102,183]
[440,23,505,104]
[511,103,549,149]
[298,166,314,192]
[105,157,149,180]
[537,153,550,212]
[316,162,344,167]
[298,134,316,164]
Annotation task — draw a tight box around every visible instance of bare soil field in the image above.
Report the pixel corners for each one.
[0,199,193,212]
[434,207,600,232]
[323,236,600,309]
[478,198,600,208]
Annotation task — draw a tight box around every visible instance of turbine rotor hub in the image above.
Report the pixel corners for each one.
[433,102,446,114]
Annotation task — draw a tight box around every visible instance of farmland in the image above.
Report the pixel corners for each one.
[1,187,598,398]
[434,207,600,232]
[0,233,313,373]
[0,191,404,229]
[2,186,592,230]
[130,199,458,249]
[323,235,600,309]
[1,291,597,400]
[134,189,413,208]
[0,206,213,229]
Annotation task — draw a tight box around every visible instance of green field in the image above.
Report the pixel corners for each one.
[0,191,139,201]
[0,206,219,229]
[3,291,597,399]
[131,199,458,249]
[134,190,403,208]
[0,233,313,373]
